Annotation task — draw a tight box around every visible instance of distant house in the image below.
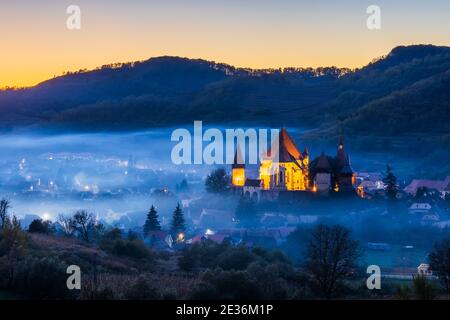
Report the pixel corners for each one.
[208,233,233,244]
[417,263,432,276]
[355,172,385,198]
[356,172,384,185]
[241,229,283,249]
[408,203,432,215]
[404,176,450,198]
[144,231,173,250]
[273,227,296,241]
[421,212,440,224]
[356,180,385,198]
[197,209,236,229]
[188,233,233,245]
[260,213,288,227]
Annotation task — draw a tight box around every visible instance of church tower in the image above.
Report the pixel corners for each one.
[335,137,355,192]
[231,146,245,187]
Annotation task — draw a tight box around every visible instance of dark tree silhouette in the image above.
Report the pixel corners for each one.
[171,203,186,238]
[0,198,11,229]
[143,205,161,236]
[305,224,360,299]
[429,239,450,294]
[28,219,53,234]
[415,186,428,199]
[176,179,189,193]
[383,165,398,200]
[205,168,229,193]
[412,274,437,300]
[445,193,450,203]
[69,210,97,242]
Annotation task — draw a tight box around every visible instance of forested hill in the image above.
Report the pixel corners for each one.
[1,45,449,143]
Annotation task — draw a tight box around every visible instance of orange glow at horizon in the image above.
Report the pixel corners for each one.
[1,0,450,88]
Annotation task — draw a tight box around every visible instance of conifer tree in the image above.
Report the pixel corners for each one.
[383,165,399,200]
[143,205,161,236]
[170,203,186,237]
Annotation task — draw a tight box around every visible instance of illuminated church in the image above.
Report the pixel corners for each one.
[231,128,355,198]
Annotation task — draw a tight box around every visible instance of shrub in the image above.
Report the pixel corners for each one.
[216,247,256,271]
[412,275,437,300]
[14,256,71,299]
[111,239,151,259]
[28,219,53,234]
[0,225,28,256]
[190,268,263,300]
[124,276,160,299]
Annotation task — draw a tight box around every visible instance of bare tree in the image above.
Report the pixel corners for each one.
[69,210,97,243]
[58,214,75,237]
[429,239,450,294]
[0,198,11,229]
[305,224,360,299]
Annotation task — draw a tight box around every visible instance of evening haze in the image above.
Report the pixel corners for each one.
[1,0,450,87]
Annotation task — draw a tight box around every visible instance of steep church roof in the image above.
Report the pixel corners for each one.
[339,155,354,175]
[268,128,304,163]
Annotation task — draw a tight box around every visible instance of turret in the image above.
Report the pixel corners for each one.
[231,146,245,186]
[314,152,332,193]
[337,136,347,168]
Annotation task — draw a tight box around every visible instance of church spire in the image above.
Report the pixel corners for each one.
[303,146,309,157]
[338,136,344,150]
[337,136,347,168]
[232,145,245,169]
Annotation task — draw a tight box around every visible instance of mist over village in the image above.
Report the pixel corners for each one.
[0,0,449,307]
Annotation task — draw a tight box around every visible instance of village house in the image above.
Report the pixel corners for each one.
[196,208,236,229]
[356,181,381,198]
[421,212,440,224]
[144,230,173,250]
[188,232,233,245]
[417,263,433,276]
[408,202,433,215]
[404,176,450,198]
[187,226,295,249]
[355,172,385,198]
[408,202,441,224]
[241,229,283,249]
[260,212,288,227]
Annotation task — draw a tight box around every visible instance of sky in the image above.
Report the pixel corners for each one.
[1,0,450,87]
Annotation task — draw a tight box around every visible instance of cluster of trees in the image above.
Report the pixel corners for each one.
[383,165,399,200]
[58,210,103,243]
[180,225,364,299]
[1,195,450,300]
[205,168,229,193]
[179,241,303,299]
[143,203,186,238]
